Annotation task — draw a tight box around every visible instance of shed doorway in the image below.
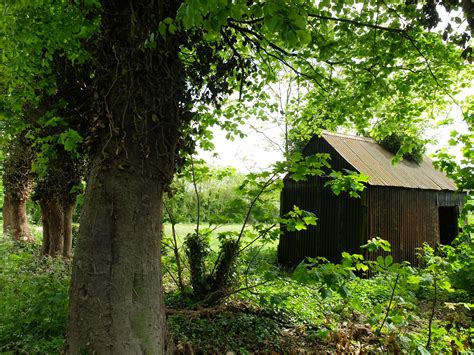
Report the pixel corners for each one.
[438,206,458,245]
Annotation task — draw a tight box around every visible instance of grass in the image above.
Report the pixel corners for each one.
[163,223,242,250]
[163,223,278,250]
[163,223,243,236]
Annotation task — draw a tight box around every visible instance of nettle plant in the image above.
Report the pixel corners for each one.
[408,244,473,353]
[292,235,473,352]
[292,237,412,319]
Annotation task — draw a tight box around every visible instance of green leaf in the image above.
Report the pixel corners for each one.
[57,129,83,153]
[158,23,167,39]
[320,288,332,299]
[337,285,350,299]
[376,256,385,267]
[356,262,368,271]
[303,216,317,225]
[295,221,306,231]
[407,275,421,285]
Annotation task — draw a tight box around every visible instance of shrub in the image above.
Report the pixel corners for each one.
[379,133,425,164]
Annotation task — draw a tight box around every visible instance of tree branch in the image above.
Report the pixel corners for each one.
[238,223,277,254]
[163,201,184,291]
[377,272,400,335]
[307,13,406,33]
[236,173,278,246]
[228,22,329,92]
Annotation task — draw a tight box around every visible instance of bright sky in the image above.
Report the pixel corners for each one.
[198,121,284,172]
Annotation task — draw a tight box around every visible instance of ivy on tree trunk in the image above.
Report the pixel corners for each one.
[2,135,34,242]
[67,1,185,352]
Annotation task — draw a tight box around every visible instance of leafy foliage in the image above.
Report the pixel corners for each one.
[164,165,266,224]
[280,206,317,232]
[324,169,369,198]
[177,165,283,304]
[379,132,426,164]
[0,240,70,353]
[169,312,281,353]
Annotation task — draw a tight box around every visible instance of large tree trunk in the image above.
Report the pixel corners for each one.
[39,199,76,257]
[2,195,32,241]
[68,153,168,353]
[67,1,184,352]
[2,135,34,242]
[40,198,65,257]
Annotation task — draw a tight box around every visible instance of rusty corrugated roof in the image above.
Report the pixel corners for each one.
[322,131,457,191]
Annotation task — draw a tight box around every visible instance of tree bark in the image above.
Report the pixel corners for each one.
[66,1,184,352]
[40,198,65,257]
[39,198,76,257]
[2,135,34,242]
[41,203,50,254]
[67,154,168,353]
[2,195,32,241]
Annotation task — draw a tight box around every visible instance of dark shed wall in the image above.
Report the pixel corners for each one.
[278,177,365,265]
[436,190,466,207]
[366,187,465,265]
[279,137,366,265]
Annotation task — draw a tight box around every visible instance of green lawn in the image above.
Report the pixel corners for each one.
[163,223,243,238]
[163,223,278,250]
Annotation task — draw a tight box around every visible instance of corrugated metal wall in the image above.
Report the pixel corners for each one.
[278,176,365,265]
[366,187,436,265]
[279,137,366,265]
[366,187,465,265]
[279,182,464,266]
[437,190,466,207]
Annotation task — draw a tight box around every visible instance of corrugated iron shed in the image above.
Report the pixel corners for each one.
[321,131,457,191]
[279,132,464,266]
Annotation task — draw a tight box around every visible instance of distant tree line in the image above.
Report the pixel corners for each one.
[163,165,279,225]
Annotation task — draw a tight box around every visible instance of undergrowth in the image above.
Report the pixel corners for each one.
[0,232,472,354]
[169,312,281,353]
[0,239,70,353]
[165,237,473,354]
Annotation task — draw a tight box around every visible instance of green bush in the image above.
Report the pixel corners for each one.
[164,166,279,225]
[26,199,42,225]
[441,237,474,299]
[0,240,70,353]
